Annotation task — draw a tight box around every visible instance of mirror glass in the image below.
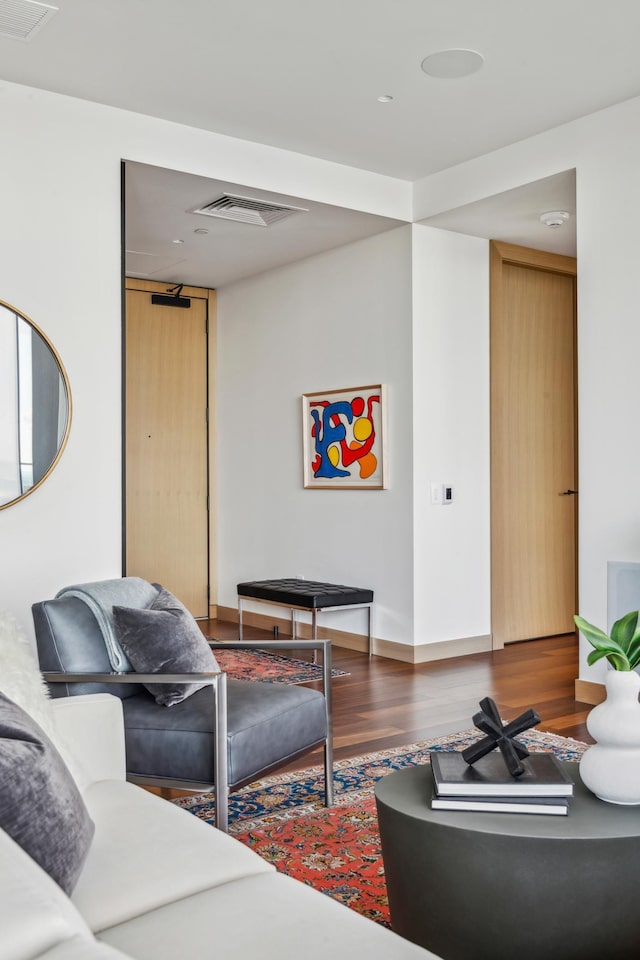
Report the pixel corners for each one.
[0,301,71,510]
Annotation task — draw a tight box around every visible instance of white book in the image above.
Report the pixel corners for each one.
[431,794,569,816]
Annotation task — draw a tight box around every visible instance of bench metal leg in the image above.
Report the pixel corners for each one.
[311,609,318,664]
[238,597,244,641]
[237,592,373,660]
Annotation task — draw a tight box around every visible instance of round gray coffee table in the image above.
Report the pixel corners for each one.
[374,761,640,960]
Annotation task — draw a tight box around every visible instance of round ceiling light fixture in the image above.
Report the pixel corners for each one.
[421,49,484,79]
[377,95,394,103]
[539,210,570,229]
[194,228,209,235]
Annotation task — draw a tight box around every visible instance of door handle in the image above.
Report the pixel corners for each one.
[561,489,578,495]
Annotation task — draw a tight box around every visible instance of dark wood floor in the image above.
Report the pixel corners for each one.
[207,620,593,775]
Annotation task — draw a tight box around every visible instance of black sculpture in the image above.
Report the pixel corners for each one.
[462,696,541,777]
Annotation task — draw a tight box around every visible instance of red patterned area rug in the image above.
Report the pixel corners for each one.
[213,647,349,683]
[174,728,587,926]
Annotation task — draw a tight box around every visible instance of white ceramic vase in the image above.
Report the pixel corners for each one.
[580,669,640,804]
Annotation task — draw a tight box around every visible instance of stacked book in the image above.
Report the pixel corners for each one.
[429,750,575,815]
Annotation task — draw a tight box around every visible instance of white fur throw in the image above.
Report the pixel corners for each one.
[0,611,54,730]
[0,611,87,790]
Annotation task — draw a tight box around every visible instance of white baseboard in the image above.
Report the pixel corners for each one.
[216,605,491,663]
[412,634,492,663]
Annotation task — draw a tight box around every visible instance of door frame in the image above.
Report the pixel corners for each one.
[489,240,578,650]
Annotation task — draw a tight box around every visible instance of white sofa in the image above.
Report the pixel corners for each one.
[2,693,440,960]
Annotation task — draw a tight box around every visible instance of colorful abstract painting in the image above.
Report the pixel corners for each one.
[302,384,386,489]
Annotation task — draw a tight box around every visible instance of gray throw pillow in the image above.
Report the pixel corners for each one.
[0,691,94,894]
[113,586,220,707]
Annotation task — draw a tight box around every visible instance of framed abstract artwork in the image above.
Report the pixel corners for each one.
[302,384,387,489]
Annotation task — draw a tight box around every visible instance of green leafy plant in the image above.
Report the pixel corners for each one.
[574,611,640,671]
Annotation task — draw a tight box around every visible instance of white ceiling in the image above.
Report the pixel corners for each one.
[423,170,577,258]
[124,163,405,288]
[2,0,640,181]
[125,163,575,288]
[4,0,614,283]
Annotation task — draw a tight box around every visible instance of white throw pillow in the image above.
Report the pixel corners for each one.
[0,611,88,791]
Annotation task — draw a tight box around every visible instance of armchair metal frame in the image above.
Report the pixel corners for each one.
[43,637,333,835]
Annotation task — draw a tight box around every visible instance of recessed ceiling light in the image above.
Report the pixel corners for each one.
[194,228,209,235]
[171,238,184,244]
[377,95,394,103]
[421,49,484,79]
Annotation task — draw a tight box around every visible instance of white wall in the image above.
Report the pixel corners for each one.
[3,74,640,672]
[411,226,491,645]
[216,227,415,645]
[414,96,640,678]
[217,222,491,653]
[0,81,409,641]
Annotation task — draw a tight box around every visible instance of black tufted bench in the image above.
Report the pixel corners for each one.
[237,578,374,657]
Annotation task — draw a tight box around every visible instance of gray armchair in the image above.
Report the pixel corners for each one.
[32,578,333,833]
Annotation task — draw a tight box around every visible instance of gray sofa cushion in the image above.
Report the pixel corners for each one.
[113,587,220,707]
[0,691,94,894]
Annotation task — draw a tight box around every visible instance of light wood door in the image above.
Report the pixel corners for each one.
[125,289,209,616]
[491,242,577,647]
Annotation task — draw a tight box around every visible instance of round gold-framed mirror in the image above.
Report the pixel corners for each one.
[0,300,72,510]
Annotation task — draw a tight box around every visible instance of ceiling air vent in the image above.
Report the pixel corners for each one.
[0,0,58,41]
[189,194,308,227]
